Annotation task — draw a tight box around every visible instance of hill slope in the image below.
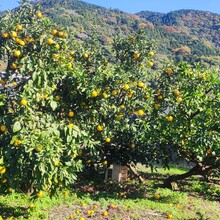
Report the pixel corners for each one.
[1,0,220,67]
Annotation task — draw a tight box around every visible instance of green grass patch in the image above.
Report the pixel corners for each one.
[0,165,219,220]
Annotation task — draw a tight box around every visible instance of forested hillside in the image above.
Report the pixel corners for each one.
[1,0,220,67]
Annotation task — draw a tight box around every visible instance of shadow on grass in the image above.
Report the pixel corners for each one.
[0,202,28,219]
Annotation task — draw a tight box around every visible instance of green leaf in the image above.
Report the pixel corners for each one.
[13,121,22,132]
[50,101,58,111]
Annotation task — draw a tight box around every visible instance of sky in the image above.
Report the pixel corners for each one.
[0,0,220,14]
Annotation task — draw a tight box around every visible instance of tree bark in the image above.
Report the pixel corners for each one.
[128,163,146,184]
[163,163,214,190]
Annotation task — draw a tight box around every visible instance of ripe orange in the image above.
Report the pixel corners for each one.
[36,191,43,198]
[16,24,22,31]
[207,149,212,155]
[10,31,17,38]
[2,32,9,38]
[166,115,174,122]
[102,160,108,165]
[55,43,60,50]
[154,193,160,199]
[177,96,183,103]
[83,53,89,59]
[62,190,69,196]
[20,99,27,106]
[110,203,115,208]
[153,103,159,109]
[137,81,145,88]
[10,63,17,70]
[137,109,144,117]
[75,209,81,214]
[81,202,86,207]
[14,139,22,146]
[173,89,180,96]
[51,29,58,36]
[97,125,103,131]
[102,92,108,99]
[147,61,154,67]
[123,84,130,91]
[29,203,35,208]
[166,68,173,74]
[36,12,43,18]
[0,125,7,132]
[134,52,140,59]
[35,145,43,152]
[18,40,25,46]
[158,95,163,100]
[70,51,75,56]
[103,211,108,217]
[91,90,98,97]
[55,95,61,101]
[87,209,93,215]
[111,90,117,96]
[130,143,135,148]
[167,213,173,219]
[69,213,74,219]
[148,51,154,56]
[116,113,124,120]
[68,111,74,117]
[105,137,111,143]
[47,38,54,45]
[13,50,21,57]
[54,160,60,167]
[52,54,59,60]
[144,94,150,99]
[8,187,13,193]
[0,166,6,174]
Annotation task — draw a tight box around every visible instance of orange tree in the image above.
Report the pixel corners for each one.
[0,0,160,195]
[55,31,159,169]
[0,1,89,195]
[152,62,220,188]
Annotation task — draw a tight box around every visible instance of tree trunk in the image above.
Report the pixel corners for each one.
[163,163,213,190]
[128,163,146,184]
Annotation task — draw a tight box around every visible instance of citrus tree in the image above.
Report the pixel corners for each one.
[0,0,89,196]
[152,62,220,188]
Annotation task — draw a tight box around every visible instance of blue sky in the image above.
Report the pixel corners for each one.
[0,0,220,14]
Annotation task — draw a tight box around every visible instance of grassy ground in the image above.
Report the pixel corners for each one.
[0,165,219,220]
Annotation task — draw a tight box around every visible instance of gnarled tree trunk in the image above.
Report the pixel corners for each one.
[163,163,214,190]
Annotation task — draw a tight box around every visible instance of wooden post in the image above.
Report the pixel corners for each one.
[112,164,128,182]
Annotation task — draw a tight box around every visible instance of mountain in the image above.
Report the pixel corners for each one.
[2,0,220,68]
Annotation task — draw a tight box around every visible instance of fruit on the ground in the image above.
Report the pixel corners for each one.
[167,213,173,219]
[103,211,108,217]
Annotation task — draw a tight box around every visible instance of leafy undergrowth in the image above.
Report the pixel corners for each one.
[0,165,219,220]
